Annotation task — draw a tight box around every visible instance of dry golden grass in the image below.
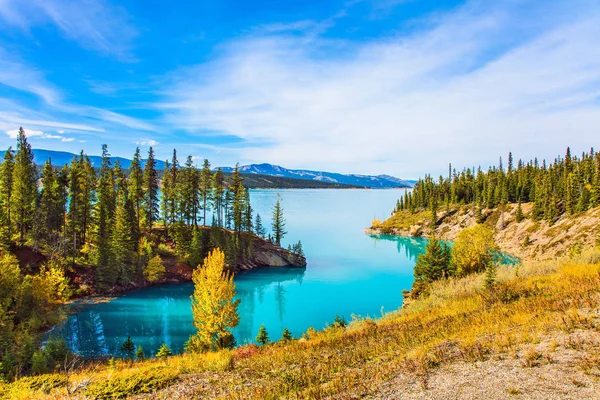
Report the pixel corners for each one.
[2,249,599,399]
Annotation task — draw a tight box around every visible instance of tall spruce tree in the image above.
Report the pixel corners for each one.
[0,148,15,244]
[129,148,144,230]
[142,147,159,230]
[211,169,225,227]
[95,145,116,285]
[271,195,287,246]
[200,159,212,226]
[11,128,37,243]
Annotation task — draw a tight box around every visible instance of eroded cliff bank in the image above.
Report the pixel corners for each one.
[367,202,600,261]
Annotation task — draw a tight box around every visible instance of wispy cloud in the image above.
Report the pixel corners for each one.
[0,47,61,105]
[136,139,159,147]
[0,0,137,59]
[157,0,600,177]
[5,128,76,142]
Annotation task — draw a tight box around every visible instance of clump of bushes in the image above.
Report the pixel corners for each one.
[84,367,179,398]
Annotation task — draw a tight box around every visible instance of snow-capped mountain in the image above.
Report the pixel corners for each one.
[219,163,413,188]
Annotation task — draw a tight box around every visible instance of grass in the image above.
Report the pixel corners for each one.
[2,249,600,399]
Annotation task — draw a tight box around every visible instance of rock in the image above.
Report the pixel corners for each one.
[233,238,307,271]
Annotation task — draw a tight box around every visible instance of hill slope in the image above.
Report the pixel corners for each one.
[369,203,600,261]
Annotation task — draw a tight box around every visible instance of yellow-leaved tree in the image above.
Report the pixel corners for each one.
[451,224,498,276]
[188,248,240,352]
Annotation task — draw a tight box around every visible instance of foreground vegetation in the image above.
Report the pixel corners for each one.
[3,246,599,398]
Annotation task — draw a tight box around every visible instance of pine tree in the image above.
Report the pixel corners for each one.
[484,263,497,289]
[256,324,269,345]
[39,160,58,236]
[95,145,116,286]
[255,214,266,238]
[135,345,145,361]
[200,159,212,226]
[129,148,144,230]
[190,249,240,351]
[11,128,37,243]
[180,155,200,226]
[413,236,452,294]
[271,195,287,246]
[211,169,225,227]
[281,327,293,342]
[143,147,159,230]
[515,200,524,223]
[120,336,135,361]
[0,147,14,244]
[155,343,172,358]
[230,164,246,236]
[113,175,138,283]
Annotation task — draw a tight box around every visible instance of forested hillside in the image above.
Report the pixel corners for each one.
[0,128,304,381]
[397,148,600,223]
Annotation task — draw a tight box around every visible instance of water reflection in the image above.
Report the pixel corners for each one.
[369,234,428,261]
[51,267,306,358]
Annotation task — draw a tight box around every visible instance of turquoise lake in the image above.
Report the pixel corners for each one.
[51,189,428,358]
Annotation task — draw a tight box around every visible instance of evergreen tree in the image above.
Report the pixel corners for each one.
[155,343,172,358]
[129,148,144,230]
[11,128,37,243]
[281,327,293,342]
[200,159,212,226]
[515,200,524,223]
[135,345,145,361]
[413,236,452,295]
[211,169,226,227]
[95,145,116,286]
[483,263,496,289]
[120,336,135,361]
[271,195,287,246]
[142,147,159,230]
[230,165,246,236]
[39,160,59,236]
[0,147,14,244]
[113,175,138,283]
[180,155,200,226]
[256,324,269,345]
[255,213,266,238]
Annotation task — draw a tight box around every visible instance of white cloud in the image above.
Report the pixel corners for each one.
[0,0,137,59]
[4,128,76,142]
[5,128,45,139]
[57,130,65,134]
[136,139,159,147]
[157,0,600,177]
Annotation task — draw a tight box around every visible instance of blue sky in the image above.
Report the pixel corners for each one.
[0,0,599,178]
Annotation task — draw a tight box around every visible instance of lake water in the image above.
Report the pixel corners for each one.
[52,189,428,358]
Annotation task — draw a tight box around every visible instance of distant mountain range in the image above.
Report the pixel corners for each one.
[31,149,166,169]
[220,163,413,188]
[29,150,413,189]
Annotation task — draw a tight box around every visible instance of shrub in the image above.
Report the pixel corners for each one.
[451,225,497,276]
[31,351,48,375]
[84,367,178,399]
[156,243,173,257]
